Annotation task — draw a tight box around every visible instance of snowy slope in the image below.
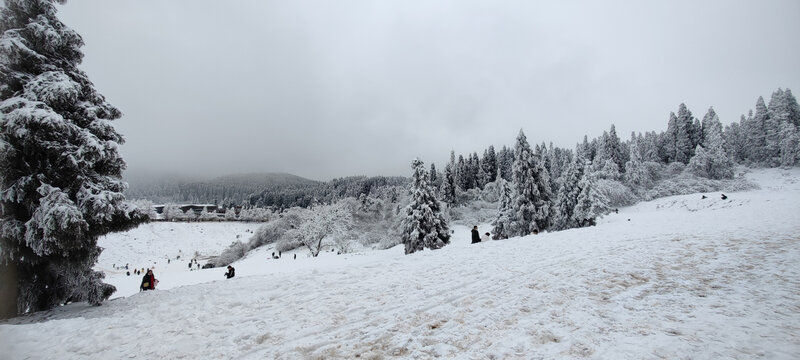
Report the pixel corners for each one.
[95,221,264,298]
[3,168,800,359]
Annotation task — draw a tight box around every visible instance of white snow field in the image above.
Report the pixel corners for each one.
[3,168,800,359]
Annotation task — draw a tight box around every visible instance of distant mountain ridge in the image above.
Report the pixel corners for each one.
[124,172,321,206]
[124,172,408,209]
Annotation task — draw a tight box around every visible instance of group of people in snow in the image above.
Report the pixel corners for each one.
[471,226,493,244]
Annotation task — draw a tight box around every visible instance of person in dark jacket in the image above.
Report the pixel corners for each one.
[225,266,235,279]
[471,226,480,244]
[140,269,157,291]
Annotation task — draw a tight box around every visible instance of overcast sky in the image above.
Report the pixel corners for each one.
[56,0,800,181]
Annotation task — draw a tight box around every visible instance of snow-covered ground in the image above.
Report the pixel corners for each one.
[3,168,800,359]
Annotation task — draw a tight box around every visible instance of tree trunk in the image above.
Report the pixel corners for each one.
[0,262,18,319]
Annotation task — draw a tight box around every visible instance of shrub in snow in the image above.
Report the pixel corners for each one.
[642,171,757,201]
[0,0,147,316]
[594,179,638,207]
[128,199,159,220]
[664,162,686,177]
[401,159,450,254]
[212,241,248,267]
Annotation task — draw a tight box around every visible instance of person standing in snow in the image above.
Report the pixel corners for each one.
[471,226,481,244]
[140,269,157,291]
[225,266,235,279]
[481,232,491,243]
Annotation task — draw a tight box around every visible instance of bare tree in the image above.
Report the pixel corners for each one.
[286,201,354,257]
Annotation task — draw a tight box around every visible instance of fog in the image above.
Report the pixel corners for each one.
[56,0,800,180]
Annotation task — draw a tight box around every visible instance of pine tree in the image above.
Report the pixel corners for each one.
[429,163,440,191]
[497,146,513,181]
[607,124,624,172]
[490,178,513,239]
[441,152,458,207]
[675,103,695,164]
[400,159,450,254]
[552,152,585,231]
[688,114,734,179]
[663,112,678,163]
[482,145,498,182]
[0,0,147,316]
[779,122,799,167]
[724,117,747,163]
[749,97,769,164]
[456,155,469,190]
[625,134,654,192]
[572,165,610,227]
[509,130,553,235]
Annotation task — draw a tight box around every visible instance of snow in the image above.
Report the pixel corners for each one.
[3,168,800,359]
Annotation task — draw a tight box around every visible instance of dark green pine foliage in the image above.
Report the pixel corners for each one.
[0,0,147,314]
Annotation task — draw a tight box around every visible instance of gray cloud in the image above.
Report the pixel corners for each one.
[56,0,800,180]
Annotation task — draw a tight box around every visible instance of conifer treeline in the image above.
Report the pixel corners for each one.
[428,88,799,237]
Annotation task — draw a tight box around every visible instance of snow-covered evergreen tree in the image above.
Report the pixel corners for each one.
[663,112,678,163]
[482,145,498,182]
[490,178,513,239]
[769,88,800,167]
[688,113,734,179]
[428,163,441,192]
[675,103,696,164]
[400,159,450,254]
[606,125,625,172]
[572,164,610,227]
[779,121,799,167]
[0,0,147,316]
[625,134,654,192]
[552,152,585,231]
[508,130,553,235]
[748,97,769,164]
[441,152,459,207]
[724,118,747,164]
[497,146,513,181]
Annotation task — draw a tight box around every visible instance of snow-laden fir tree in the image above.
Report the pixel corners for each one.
[482,145,498,182]
[441,152,458,207]
[747,97,770,164]
[572,163,610,227]
[508,130,553,235]
[400,159,450,254]
[624,133,655,192]
[688,108,734,179]
[675,103,696,164]
[490,178,513,239]
[663,112,678,163]
[551,151,586,231]
[724,118,747,163]
[778,121,799,168]
[768,88,800,167]
[0,0,147,316]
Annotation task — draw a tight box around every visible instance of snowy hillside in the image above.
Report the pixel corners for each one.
[94,221,264,297]
[3,168,800,359]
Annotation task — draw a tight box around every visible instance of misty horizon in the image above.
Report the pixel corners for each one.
[55,0,800,180]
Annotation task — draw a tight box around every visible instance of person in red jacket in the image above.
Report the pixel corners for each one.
[140,269,158,291]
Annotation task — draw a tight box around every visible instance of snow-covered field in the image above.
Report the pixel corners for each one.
[3,168,800,359]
